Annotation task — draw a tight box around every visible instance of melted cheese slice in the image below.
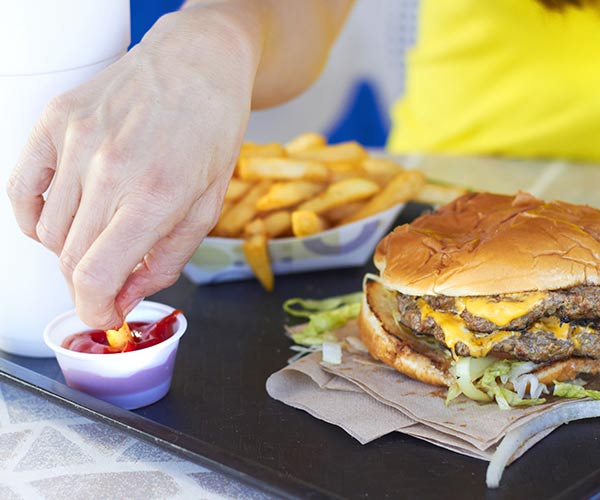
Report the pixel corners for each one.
[417,299,516,357]
[417,297,579,359]
[456,292,546,327]
[530,317,570,340]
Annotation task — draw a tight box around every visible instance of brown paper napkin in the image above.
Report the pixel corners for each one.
[266,319,569,462]
[266,357,413,444]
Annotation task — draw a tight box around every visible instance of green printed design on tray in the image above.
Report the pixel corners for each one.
[189,243,238,271]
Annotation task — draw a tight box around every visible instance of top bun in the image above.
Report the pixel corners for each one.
[374,192,600,296]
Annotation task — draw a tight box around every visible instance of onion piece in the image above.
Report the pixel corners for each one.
[345,336,368,353]
[511,374,548,400]
[322,342,342,364]
[486,401,600,488]
[529,376,548,399]
[455,357,495,402]
[501,361,538,385]
[286,344,321,364]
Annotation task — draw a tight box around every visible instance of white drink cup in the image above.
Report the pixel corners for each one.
[0,0,130,356]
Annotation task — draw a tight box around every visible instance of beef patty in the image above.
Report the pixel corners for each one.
[395,288,600,361]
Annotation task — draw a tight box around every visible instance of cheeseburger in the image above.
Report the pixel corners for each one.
[359,191,600,407]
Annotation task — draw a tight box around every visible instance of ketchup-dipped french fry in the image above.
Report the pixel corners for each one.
[105,321,133,350]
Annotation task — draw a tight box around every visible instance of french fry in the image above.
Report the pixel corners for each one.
[234,143,286,177]
[224,178,251,202]
[284,132,326,155]
[291,210,329,237]
[328,162,367,182]
[289,141,367,164]
[298,177,380,214]
[106,322,132,350]
[413,182,469,206]
[362,157,405,186]
[239,157,330,182]
[213,180,272,237]
[245,211,292,239]
[324,201,365,224]
[239,142,285,158]
[256,181,325,211]
[342,170,426,224]
[243,233,274,291]
[244,218,267,237]
[261,210,292,238]
[207,135,445,291]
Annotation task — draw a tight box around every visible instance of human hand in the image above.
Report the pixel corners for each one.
[7,9,260,328]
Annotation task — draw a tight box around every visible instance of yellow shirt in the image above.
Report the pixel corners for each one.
[387,0,600,162]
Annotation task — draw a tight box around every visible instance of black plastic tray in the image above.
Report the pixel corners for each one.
[3,203,600,500]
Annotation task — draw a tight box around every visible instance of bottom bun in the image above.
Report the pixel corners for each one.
[534,358,600,385]
[359,280,454,387]
[359,279,600,389]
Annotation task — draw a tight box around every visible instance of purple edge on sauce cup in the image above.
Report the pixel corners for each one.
[43,301,188,410]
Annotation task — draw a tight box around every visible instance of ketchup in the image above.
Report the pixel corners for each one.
[62,310,182,354]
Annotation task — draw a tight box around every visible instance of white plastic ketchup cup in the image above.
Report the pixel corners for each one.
[43,301,187,410]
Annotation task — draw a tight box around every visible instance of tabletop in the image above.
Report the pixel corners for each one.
[1,155,600,499]
[404,153,600,207]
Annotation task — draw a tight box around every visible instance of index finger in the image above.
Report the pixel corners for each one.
[69,205,179,328]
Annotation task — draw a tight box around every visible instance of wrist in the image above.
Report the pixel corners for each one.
[140,3,266,89]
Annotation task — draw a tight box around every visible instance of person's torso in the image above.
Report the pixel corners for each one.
[387,0,600,162]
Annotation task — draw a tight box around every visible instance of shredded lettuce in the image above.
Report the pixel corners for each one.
[478,362,546,410]
[553,381,600,400]
[283,292,362,318]
[283,292,362,346]
[447,359,600,409]
[447,358,546,410]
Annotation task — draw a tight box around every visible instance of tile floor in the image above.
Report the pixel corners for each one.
[0,380,274,499]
